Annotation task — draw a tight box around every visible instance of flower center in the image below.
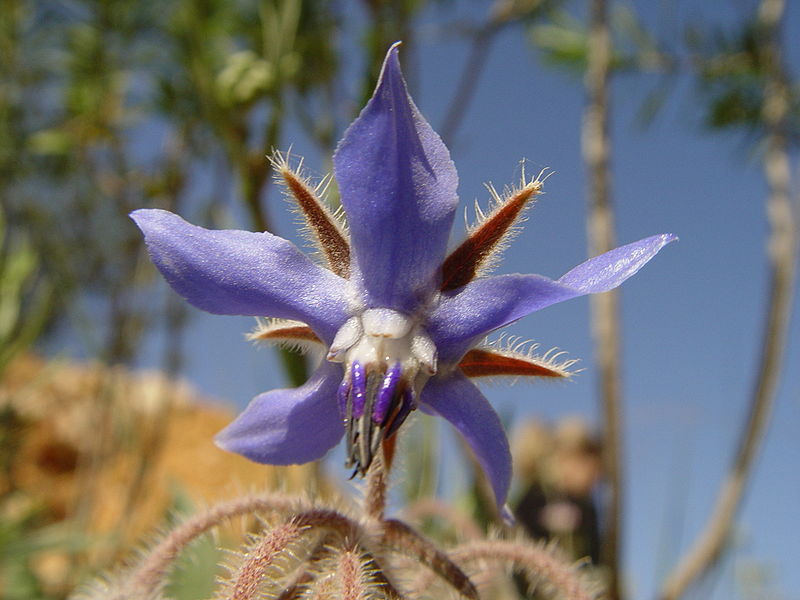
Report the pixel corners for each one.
[327,308,437,476]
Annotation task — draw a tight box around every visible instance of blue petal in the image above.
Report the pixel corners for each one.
[333,43,458,313]
[428,234,676,362]
[420,372,512,512]
[132,209,350,344]
[428,274,578,362]
[559,233,677,292]
[215,361,345,465]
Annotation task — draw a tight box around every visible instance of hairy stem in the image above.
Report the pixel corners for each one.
[452,540,595,600]
[381,519,479,600]
[364,447,389,521]
[659,0,796,597]
[121,494,301,598]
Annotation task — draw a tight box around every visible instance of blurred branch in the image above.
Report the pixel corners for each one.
[582,0,623,598]
[440,0,554,146]
[440,22,501,147]
[659,0,797,597]
[360,0,420,102]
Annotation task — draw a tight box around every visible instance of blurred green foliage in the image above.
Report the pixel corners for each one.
[0,208,52,376]
[1,0,342,377]
[161,492,224,600]
[530,1,799,136]
[687,18,799,138]
[530,4,669,74]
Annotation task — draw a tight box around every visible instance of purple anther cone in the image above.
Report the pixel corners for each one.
[372,363,402,424]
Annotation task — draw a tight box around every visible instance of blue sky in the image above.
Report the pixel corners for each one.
[115,1,800,598]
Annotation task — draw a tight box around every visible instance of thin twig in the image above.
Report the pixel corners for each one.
[440,23,501,147]
[582,0,623,597]
[440,0,543,147]
[659,0,796,597]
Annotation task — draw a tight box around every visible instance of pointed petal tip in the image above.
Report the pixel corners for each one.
[659,232,679,245]
[501,505,515,526]
[557,232,679,295]
[212,429,235,454]
[213,420,253,461]
[212,425,267,464]
[212,425,281,466]
[129,208,181,239]
[129,207,156,229]
[383,41,403,67]
[376,41,406,94]
[129,206,164,222]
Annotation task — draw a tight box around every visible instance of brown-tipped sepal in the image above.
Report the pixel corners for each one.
[271,151,351,278]
[249,318,323,354]
[458,339,578,379]
[440,170,547,291]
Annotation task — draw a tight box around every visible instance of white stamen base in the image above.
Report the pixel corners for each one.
[328,309,438,392]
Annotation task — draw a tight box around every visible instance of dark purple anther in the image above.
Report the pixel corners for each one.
[372,363,402,424]
[385,388,415,439]
[350,361,367,418]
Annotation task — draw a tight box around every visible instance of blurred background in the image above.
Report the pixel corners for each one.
[0,0,797,599]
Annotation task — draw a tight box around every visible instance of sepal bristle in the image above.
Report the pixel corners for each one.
[458,335,579,380]
[440,167,549,291]
[270,150,350,278]
[248,318,323,355]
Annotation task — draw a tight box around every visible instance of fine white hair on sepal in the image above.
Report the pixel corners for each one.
[248,317,325,357]
[269,148,350,272]
[465,165,551,230]
[270,149,346,225]
[476,333,582,381]
[462,166,550,280]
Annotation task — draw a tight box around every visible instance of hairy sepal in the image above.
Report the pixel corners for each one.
[458,337,577,379]
[271,151,351,278]
[249,318,324,355]
[440,169,547,291]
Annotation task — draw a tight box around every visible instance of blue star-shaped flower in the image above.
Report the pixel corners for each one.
[132,43,674,514]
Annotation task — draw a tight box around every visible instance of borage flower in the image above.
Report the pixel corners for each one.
[132,43,674,516]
